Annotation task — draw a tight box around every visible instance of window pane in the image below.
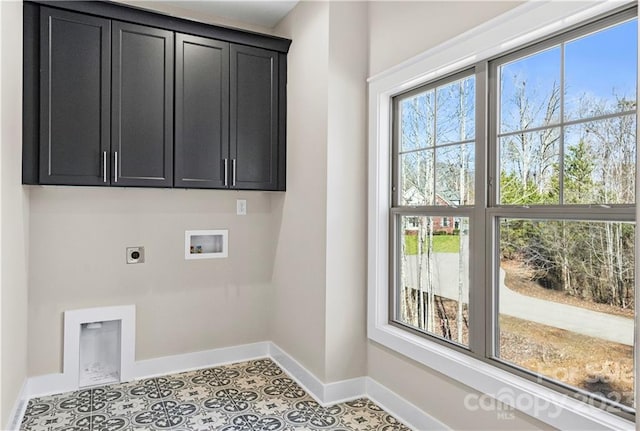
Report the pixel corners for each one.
[400,150,434,206]
[500,47,561,133]
[436,144,475,206]
[397,215,470,346]
[499,128,560,205]
[497,218,635,409]
[400,91,435,152]
[564,115,636,204]
[436,76,475,144]
[565,19,637,121]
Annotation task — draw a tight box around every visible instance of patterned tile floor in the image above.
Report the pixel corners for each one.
[21,358,412,431]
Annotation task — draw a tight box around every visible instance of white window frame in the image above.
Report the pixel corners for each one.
[367,2,637,430]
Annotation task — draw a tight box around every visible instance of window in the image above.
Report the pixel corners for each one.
[392,72,475,346]
[389,7,637,418]
[492,14,637,413]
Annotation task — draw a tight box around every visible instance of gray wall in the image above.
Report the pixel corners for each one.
[270,0,330,380]
[368,1,523,76]
[116,0,277,35]
[29,188,277,375]
[368,344,553,430]
[271,0,368,383]
[324,1,368,382]
[1,0,29,425]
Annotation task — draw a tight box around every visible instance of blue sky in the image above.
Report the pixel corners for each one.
[500,18,637,130]
[565,19,637,101]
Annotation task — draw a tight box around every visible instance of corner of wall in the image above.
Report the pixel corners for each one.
[0,0,30,426]
[323,0,369,383]
[269,0,330,381]
[269,0,372,385]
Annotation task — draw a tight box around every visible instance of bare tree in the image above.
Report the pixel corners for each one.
[501,76,561,201]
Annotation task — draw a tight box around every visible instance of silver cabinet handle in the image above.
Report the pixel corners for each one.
[102,151,107,183]
[232,159,236,187]
[114,151,118,183]
[224,159,228,187]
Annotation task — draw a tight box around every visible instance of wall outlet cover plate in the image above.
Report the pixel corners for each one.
[236,199,247,215]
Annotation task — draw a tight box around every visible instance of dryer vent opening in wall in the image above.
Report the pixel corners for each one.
[79,320,121,387]
[64,306,135,390]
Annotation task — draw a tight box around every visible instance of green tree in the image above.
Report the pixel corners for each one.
[564,140,595,203]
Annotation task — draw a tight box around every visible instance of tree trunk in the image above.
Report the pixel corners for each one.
[456,82,467,343]
[427,218,435,333]
[418,218,426,330]
[605,222,616,305]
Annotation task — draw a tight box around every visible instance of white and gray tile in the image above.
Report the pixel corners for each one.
[21,359,412,431]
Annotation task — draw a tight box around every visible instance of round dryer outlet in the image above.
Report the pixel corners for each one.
[126,247,145,264]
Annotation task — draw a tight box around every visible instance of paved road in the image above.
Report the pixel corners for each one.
[498,269,634,346]
[403,253,469,299]
[403,254,634,346]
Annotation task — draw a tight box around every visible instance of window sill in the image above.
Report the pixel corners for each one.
[369,322,633,430]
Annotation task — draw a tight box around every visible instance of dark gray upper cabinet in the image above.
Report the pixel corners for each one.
[176,39,282,191]
[230,45,279,191]
[112,22,174,187]
[175,34,229,189]
[23,1,289,190]
[39,7,111,185]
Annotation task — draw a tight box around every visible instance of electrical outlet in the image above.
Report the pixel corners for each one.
[126,246,145,264]
[236,199,247,215]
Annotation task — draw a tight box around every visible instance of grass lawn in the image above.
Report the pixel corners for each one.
[404,234,460,254]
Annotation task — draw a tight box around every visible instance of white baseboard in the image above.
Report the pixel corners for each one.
[25,341,271,398]
[25,372,74,399]
[324,376,368,405]
[268,344,444,430]
[366,377,449,431]
[268,343,367,406]
[20,341,443,431]
[268,343,326,403]
[6,380,29,431]
[134,341,270,380]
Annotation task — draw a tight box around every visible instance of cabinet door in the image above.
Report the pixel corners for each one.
[112,21,173,187]
[175,34,229,188]
[230,45,279,190]
[39,7,111,185]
